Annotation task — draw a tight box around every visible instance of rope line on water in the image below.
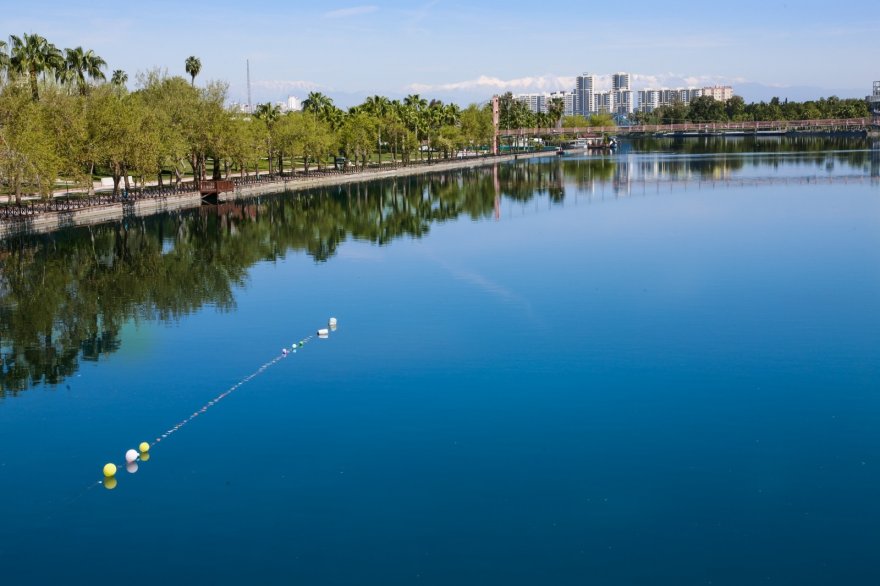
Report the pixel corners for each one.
[99,319,336,489]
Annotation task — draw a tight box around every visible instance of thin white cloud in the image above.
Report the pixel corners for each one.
[408,72,750,94]
[322,5,378,19]
[408,74,574,93]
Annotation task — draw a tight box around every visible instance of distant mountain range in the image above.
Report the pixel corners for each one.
[733,83,870,103]
[244,82,874,110]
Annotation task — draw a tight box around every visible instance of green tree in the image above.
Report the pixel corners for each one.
[302,91,334,121]
[8,33,64,101]
[340,112,377,170]
[61,46,107,95]
[725,96,747,121]
[687,96,726,123]
[110,69,127,87]
[0,88,61,202]
[185,56,201,86]
[547,96,565,128]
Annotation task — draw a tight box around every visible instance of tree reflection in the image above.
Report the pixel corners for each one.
[1,140,875,395]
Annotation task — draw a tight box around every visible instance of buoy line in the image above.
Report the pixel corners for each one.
[98,318,338,490]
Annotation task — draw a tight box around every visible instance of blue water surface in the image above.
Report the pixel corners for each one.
[1,144,879,585]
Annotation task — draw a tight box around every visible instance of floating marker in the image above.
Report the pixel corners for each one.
[99,322,328,489]
[329,317,337,327]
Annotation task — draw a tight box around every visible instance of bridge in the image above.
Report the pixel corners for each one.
[497,117,878,138]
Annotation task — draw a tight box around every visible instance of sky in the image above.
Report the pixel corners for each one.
[4,0,878,107]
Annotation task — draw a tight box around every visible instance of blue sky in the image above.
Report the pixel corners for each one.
[4,0,877,106]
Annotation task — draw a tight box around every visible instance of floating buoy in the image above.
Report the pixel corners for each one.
[103,463,117,477]
[328,317,337,327]
[103,477,117,490]
[317,328,329,336]
[139,442,150,453]
[126,462,139,474]
[125,449,139,463]
[282,348,288,356]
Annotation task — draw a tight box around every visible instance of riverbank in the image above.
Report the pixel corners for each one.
[0,152,549,239]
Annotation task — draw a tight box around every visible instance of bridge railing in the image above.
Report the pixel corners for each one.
[500,118,874,136]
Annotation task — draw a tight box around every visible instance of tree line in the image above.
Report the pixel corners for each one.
[0,33,497,204]
[631,95,871,125]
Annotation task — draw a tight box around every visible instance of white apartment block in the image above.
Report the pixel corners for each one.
[549,91,577,116]
[702,85,734,101]
[638,89,661,113]
[513,93,546,113]
[576,73,594,116]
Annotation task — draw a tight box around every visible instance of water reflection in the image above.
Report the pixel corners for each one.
[0,138,876,396]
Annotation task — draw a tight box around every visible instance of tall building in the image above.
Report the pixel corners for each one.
[701,85,733,101]
[549,91,576,116]
[611,72,633,115]
[637,89,661,113]
[576,73,594,116]
[593,91,616,114]
[513,93,546,113]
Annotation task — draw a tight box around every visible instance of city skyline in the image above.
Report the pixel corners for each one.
[3,0,877,107]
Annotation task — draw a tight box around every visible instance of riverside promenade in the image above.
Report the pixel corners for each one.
[0,152,547,239]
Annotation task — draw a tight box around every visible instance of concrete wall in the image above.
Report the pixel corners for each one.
[0,152,550,239]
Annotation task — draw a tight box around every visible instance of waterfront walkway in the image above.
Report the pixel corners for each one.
[0,151,549,237]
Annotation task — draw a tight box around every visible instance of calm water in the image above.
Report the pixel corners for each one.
[1,137,879,585]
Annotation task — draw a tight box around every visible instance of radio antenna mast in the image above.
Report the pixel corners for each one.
[247,59,252,113]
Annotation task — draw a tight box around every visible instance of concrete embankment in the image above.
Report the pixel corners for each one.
[0,152,549,239]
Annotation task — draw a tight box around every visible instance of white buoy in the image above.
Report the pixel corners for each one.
[328,317,337,327]
[125,449,139,463]
[317,328,329,336]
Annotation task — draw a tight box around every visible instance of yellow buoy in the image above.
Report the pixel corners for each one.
[103,463,117,477]
[103,477,117,490]
[139,442,150,453]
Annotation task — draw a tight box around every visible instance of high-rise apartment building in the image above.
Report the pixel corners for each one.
[637,89,661,113]
[549,91,577,116]
[513,93,546,113]
[612,72,631,91]
[701,85,733,101]
[576,73,594,116]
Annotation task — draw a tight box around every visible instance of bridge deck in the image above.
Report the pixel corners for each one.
[499,117,876,136]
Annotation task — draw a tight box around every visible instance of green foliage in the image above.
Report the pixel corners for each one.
[633,94,871,125]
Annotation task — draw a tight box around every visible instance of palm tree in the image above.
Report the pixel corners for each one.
[61,46,107,94]
[9,33,64,100]
[185,56,201,86]
[403,94,428,160]
[111,69,128,87]
[547,97,565,128]
[254,103,281,174]
[302,91,333,120]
